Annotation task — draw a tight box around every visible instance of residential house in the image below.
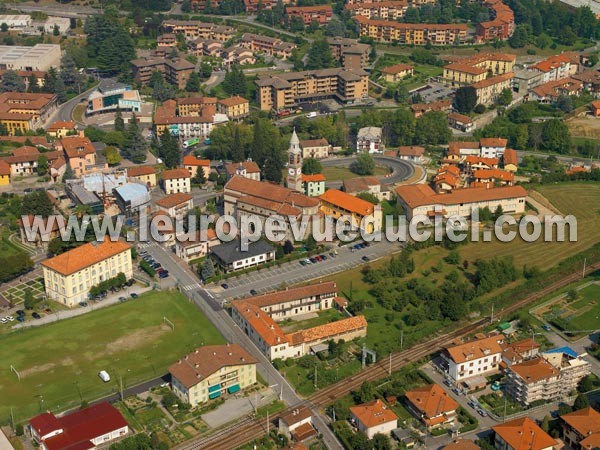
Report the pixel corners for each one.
[448,113,474,133]
[472,72,514,106]
[405,384,459,430]
[342,176,389,201]
[398,145,425,163]
[532,54,576,83]
[300,138,330,159]
[356,127,383,153]
[530,78,583,103]
[492,418,556,450]
[154,98,227,141]
[381,63,414,82]
[502,149,518,172]
[433,165,461,193]
[221,45,256,66]
[29,402,129,450]
[410,99,452,118]
[162,168,191,194]
[155,193,193,219]
[561,407,600,450]
[480,137,507,158]
[464,156,499,173]
[0,160,10,185]
[441,335,505,383]
[47,121,76,138]
[59,136,99,177]
[210,239,275,273]
[443,440,481,450]
[472,168,514,186]
[2,145,39,176]
[279,406,316,442]
[501,338,540,367]
[225,161,261,181]
[217,96,250,120]
[350,399,398,439]
[161,20,234,41]
[127,166,157,188]
[319,189,382,234]
[175,229,219,263]
[169,344,257,406]
[182,155,210,180]
[41,238,132,307]
[302,173,326,197]
[286,5,332,25]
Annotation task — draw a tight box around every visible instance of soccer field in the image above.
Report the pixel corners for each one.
[0,291,224,424]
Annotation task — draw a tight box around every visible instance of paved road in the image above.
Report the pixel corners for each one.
[12,2,100,17]
[321,155,414,188]
[47,79,114,127]
[142,242,345,450]
[207,239,405,301]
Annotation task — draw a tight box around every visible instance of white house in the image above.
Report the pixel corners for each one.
[479,137,507,158]
[175,229,219,263]
[350,399,398,439]
[162,168,191,194]
[356,127,383,153]
[441,335,504,383]
[278,406,315,441]
[209,239,275,273]
[155,192,193,219]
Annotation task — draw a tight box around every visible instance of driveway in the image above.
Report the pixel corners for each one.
[201,387,276,428]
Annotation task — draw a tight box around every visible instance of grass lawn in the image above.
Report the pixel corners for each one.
[321,166,390,181]
[0,290,224,424]
[279,308,344,333]
[0,238,22,259]
[460,183,600,270]
[72,104,85,123]
[567,284,600,329]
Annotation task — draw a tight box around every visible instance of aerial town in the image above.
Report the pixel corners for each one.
[0,0,599,449]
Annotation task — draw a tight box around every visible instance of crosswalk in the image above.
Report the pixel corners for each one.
[181,282,202,292]
[137,242,158,249]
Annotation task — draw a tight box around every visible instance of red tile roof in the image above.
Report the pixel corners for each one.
[533,54,572,73]
[444,336,504,364]
[48,121,76,131]
[381,63,414,75]
[127,166,156,177]
[60,136,95,158]
[480,137,508,148]
[395,184,527,209]
[342,176,380,194]
[287,315,367,345]
[503,148,518,166]
[560,407,600,437]
[320,189,376,216]
[302,173,326,182]
[169,344,256,387]
[155,192,193,209]
[398,145,425,157]
[218,96,249,107]
[492,417,556,450]
[465,156,499,167]
[473,169,514,182]
[162,168,191,180]
[443,440,481,450]
[183,155,210,167]
[225,161,261,175]
[350,399,398,429]
[405,384,459,425]
[225,175,319,208]
[472,72,513,89]
[509,357,559,383]
[241,282,337,308]
[0,159,10,176]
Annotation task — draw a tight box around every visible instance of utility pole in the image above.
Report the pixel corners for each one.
[491,303,494,323]
[314,366,317,388]
[400,330,404,350]
[583,258,587,278]
[503,396,508,423]
[266,410,269,435]
[10,407,14,432]
[389,353,392,375]
[120,375,124,401]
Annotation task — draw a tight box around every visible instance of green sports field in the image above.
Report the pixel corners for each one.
[564,284,600,330]
[0,291,224,424]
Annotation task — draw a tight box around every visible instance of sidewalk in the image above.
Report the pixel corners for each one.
[11,285,153,329]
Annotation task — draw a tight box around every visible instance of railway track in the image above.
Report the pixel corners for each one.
[187,261,600,450]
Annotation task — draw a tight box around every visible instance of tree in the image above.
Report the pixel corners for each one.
[372,434,392,450]
[445,249,460,265]
[192,166,206,185]
[454,86,478,113]
[353,381,376,403]
[536,33,553,49]
[104,146,122,166]
[199,62,212,79]
[509,25,529,48]
[222,64,247,96]
[54,77,67,103]
[573,393,589,410]
[186,72,201,92]
[249,118,286,183]
[350,153,375,175]
[22,191,53,217]
[60,54,82,90]
[37,155,49,176]
[62,163,75,182]
[200,258,215,281]
[306,39,336,70]
[325,19,345,37]
[356,192,379,205]
[578,375,595,393]
[556,95,574,113]
[27,73,39,93]
[86,15,135,75]
[158,127,179,168]
[283,240,294,254]
[302,157,322,175]
[124,114,148,163]
[114,108,125,132]
[541,119,570,153]
[24,288,37,310]
[53,23,60,36]
[541,415,550,433]
[497,88,513,106]
[0,70,26,93]
[414,111,451,145]
[567,288,579,301]
[0,23,8,33]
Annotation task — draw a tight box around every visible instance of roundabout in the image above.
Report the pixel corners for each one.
[320,155,415,188]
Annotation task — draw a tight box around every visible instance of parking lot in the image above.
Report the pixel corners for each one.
[410,81,455,103]
[138,248,171,280]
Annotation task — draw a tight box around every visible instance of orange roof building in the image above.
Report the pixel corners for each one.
[349,399,398,439]
[41,238,132,307]
[561,407,600,450]
[405,384,459,429]
[493,417,556,450]
[319,189,382,234]
[441,336,505,383]
[231,282,367,360]
[169,344,257,406]
[443,440,481,450]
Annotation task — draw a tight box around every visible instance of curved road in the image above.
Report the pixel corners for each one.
[321,155,414,188]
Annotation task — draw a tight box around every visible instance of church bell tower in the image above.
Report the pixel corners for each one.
[287,128,302,192]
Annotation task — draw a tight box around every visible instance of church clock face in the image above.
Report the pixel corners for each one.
[296,167,301,175]
[288,168,295,176]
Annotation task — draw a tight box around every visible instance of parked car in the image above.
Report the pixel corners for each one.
[0,318,7,324]
[126,279,135,287]
[221,283,229,289]
[119,297,126,302]
[159,271,169,279]
[6,316,13,321]
[299,260,307,266]
[131,293,138,299]
[329,252,336,258]
[321,255,327,261]
[151,263,161,269]
[542,324,552,331]
[79,302,88,307]
[250,289,258,295]
[361,255,370,262]
[314,255,322,262]
[16,316,25,323]
[32,312,41,319]
[16,310,25,316]
[309,257,317,264]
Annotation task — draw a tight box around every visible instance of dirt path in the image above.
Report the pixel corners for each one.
[527,191,562,217]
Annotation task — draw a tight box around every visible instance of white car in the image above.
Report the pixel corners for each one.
[0,318,7,324]
[6,316,14,321]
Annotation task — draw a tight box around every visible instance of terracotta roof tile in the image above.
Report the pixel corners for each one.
[243,282,337,308]
[225,175,319,208]
[41,238,131,276]
[444,336,504,364]
[0,159,10,176]
[168,344,257,388]
[509,357,559,383]
[350,399,397,429]
[381,63,414,75]
[218,96,249,107]
[398,146,425,157]
[342,176,379,194]
[182,155,210,167]
[225,161,261,175]
[302,173,326,182]
[561,407,600,437]
[405,384,459,423]
[492,418,556,450]
[162,168,191,180]
[60,136,95,158]
[320,189,375,216]
[443,439,481,450]
[287,315,367,345]
[465,156,499,167]
[155,192,193,209]
[280,406,312,427]
[473,169,514,182]
[472,72,513,89]
[232,301,289,346]
[300,138,329,148]
[127,166,156,177]
[48,121,76,131]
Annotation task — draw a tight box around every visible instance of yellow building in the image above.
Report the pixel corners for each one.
[442,53,516,87]
[41,238,132,307]
[0,92,58,135]
[319,189,382,234]
[256,68,369,111]
[127,166,157,188]
[381,63,414,83]
[473,72,514,106]
[47,121,77,138]
[217,96,250,120]
[0,160,10,185]
[169,344,257,406]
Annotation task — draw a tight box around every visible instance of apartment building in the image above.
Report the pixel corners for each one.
[561,407,600,450]
[176,96,217,116]
[405,384,459,430]
[161,20,234,41]
[475,0,515,42]
[441,336,505,383]
[442,53,515,87]
[357,126,383,153]
[0,44,61,71]
[131,57,194,89]
[381,63,414,82]
[503,148,518,172]
[231,283,367,360]
[221,45,256,66]
[162,168,191,194]
[327,37,371,70]
[532,54,577,83]
[1,146,40,176]
[154,98,227,140]
[395,184,526,220]
[239,33,297,60]
[472,72,514,105]
[286,5,332,25]
[345,1,408,21]
[169,344,257,406]
[493,418,556,450]
[530,77,583,103]
[256,68,369,111]
[217,96,250,120]
[182,155,210,179]
[302,173,326,197]
[175,229,219,263]
[127,166,157,188]
[319,189,382,234]
[354,16,467,45]
[155,193,193,219]
[448,112,474,133]
[300,138,330,159]
[505,348,591,406]
[41,239,132,307]
[350,399,398,439]
[58,136,99,177]
[0,92,57,135]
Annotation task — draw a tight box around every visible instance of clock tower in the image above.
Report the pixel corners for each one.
[287,128,302,192]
